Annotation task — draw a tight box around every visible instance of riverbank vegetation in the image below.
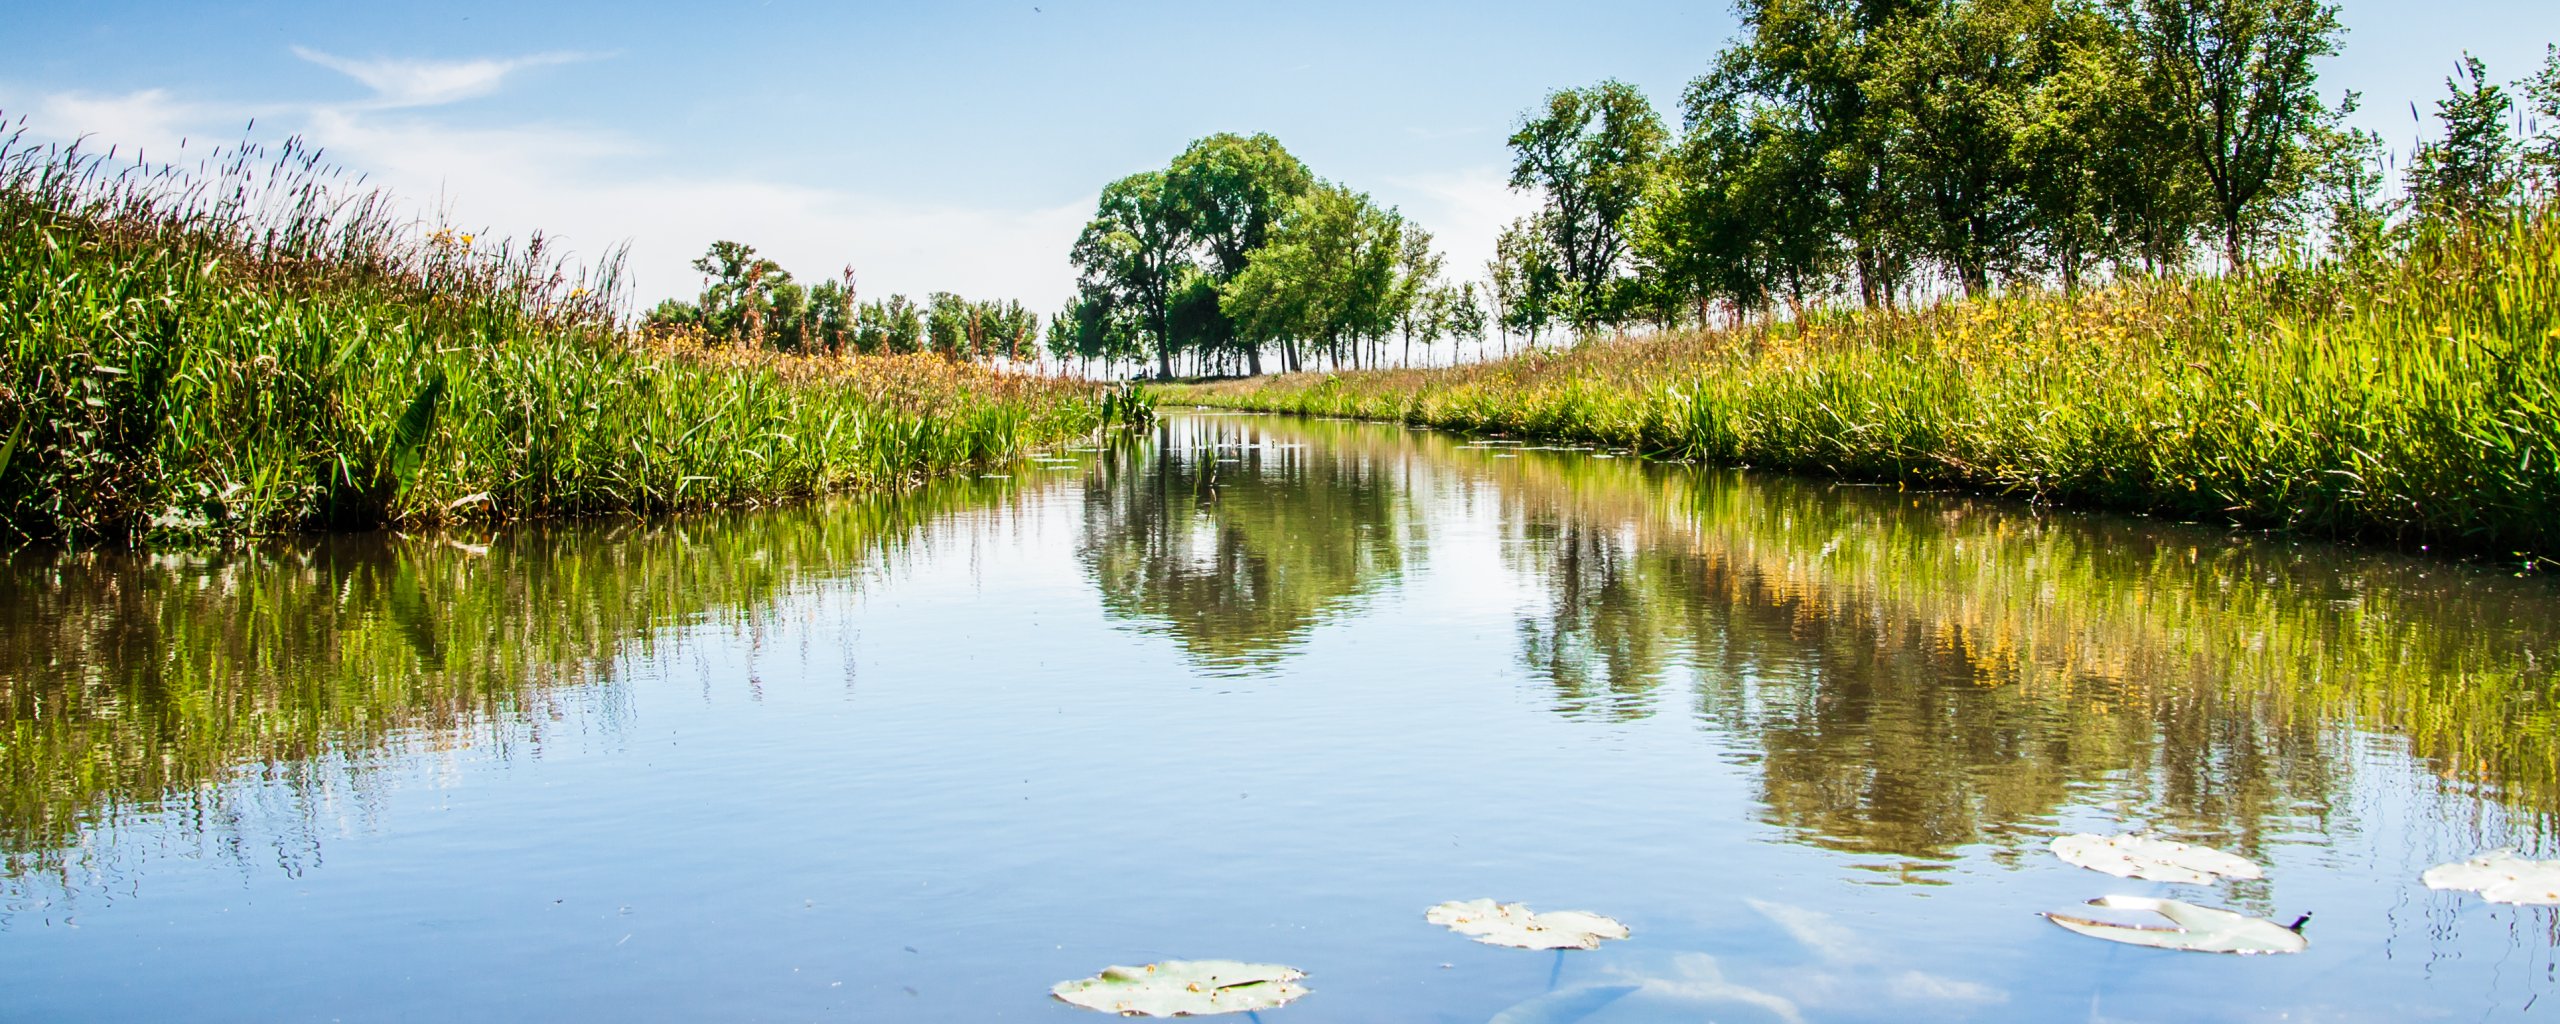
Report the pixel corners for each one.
[0,129,1130,546]
[1179,5,2560,564]
[1180,199,2560,563]
[1487,1,2550,335]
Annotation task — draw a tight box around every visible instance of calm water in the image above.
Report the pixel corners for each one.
[6,412,2560,1022]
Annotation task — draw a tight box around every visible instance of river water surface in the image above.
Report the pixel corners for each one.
[6,412,2560,1022]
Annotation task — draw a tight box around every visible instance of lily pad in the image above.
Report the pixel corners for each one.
[1051,960,1309,1017]
[2423,850,2560,904]
[2043,895,2307,955]
[1426,899,1630,950]
[2050,832,2262,885]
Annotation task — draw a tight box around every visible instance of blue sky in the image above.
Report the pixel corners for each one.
[5,1,2552,311]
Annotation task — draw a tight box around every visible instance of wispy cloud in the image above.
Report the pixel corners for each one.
[22,88,241,158]
[0,48,1090,308]
[1382,165,1540,280]
[291,47,596,109]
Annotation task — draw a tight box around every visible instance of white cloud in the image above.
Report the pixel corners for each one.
[3,50,1091,310]
[1381,164,1541,286]
[291,47,595,109]
[22,88,234,160]
[304,106,1091,308]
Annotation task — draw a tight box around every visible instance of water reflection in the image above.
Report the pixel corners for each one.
[0,479,1027,881]
[1078,416,1420,674]
[1476,440,2559,861]
[6,411,2560,1020]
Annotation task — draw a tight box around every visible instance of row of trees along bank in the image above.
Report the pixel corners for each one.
[1056,133,1489,380]
[644,241,1042,362]
[1491,0,2560,336]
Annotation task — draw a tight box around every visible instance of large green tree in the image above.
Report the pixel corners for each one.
[1071,171,1192,379]
[2121,0,2343,269]
[1223,184,1403,372]
[1509,81,1668,329]
[1165,134,1315,375]
[1640,57,1839,320]
[1870,0,2054,296]
[1730,0,1928,308]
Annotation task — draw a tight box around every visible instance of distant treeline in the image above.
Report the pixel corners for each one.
[1496,0,2560,333]
[643,241,1042,362]
[1056,133,1488,379]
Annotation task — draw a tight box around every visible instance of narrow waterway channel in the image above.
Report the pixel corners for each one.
[6,411,2559,1022]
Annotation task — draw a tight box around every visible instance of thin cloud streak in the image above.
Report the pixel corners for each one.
[291,47,599,109]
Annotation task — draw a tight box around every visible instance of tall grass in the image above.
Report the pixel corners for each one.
[0,125,1122,545]
[1179,205,2560,564]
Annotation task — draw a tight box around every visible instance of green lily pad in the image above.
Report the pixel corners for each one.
[1050,960,1309,1017]
[2043,895,2307,955]
[1426,899,1630,950]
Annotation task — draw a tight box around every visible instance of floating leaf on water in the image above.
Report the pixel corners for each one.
[1427,899,1630,950]
[2043,895,2307,955]
[2423,850,2560,904]
[1050,960,1308,1017]
[2050,832,2262,884]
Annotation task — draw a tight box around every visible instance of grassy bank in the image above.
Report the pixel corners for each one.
[0,132,1129,546]
[1178,208,2560,565]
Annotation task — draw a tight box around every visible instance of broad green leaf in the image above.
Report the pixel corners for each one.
[2043,895,2307,955]
[2423,850,2560,904]
[2051,832,2262,884]
[1051,960,1308,1017]
[0,411,24,481]
[1427,899,1630,950]
[383,370,446,501]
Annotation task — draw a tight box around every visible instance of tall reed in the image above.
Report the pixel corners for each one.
[0,125,1118,545]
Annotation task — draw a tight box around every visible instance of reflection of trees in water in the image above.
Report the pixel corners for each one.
[1079,418,1418,674]
[1514,519,1716,721]
[1494,449,2560,863]
[0,480,1026,881]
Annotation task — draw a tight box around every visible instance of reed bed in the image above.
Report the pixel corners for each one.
[1180,208,2560,564]
[0,126,1122,545]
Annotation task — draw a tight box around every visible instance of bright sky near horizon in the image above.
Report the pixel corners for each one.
[5,1,2552,313]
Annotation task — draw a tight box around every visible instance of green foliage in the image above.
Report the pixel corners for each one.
[1166,133,1315,280]
[1625,0,2359,319]
[1179,197,2560,564]
[1222,184,1406,372]
[0,132,1114,544]
[1069,134,1455,378]
[377,369,445,507]
[1071,170,1192,379]
[1508,81,1668,329]
[2408,55,2521,222]
[2122,0,2344,269]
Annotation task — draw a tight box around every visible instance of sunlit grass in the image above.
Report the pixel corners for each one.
[1179,204,2560,563]
[0,127,1122,545]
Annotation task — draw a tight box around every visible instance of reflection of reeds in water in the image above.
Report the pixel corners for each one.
[0,477,1034,883]
[1461,433,2560,861]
